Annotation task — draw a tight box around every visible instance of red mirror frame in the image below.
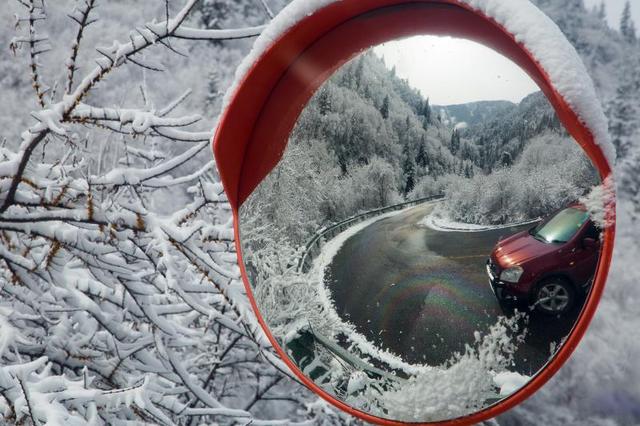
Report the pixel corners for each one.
[212,1,616,424]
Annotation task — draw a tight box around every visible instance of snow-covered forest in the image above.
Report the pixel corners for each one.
[243,50,598,248]
[437,132,600,225]
[0,0,639,425]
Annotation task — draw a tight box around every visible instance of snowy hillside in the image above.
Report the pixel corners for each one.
[434,100,515,128]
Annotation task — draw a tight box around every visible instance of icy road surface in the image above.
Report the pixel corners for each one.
[326,202,584,375]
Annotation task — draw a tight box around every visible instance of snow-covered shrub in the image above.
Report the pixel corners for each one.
[371,313,528,422]
[408,173,454,200]
[440,133,600,225]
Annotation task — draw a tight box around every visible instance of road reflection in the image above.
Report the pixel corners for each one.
[326,202,586,373]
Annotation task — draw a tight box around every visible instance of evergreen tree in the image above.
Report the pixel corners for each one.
[423,98,432,128]
[381,95,390,119]
[478,146,486,170]
[363,85,372,101]
[318,88,331,116]
[416,140,428,169]
[596,1,606,22]
[405,163,416,195]
[501,151,513,167]
[450,129,461,155]
[402,144,416,195]
[464,163,474,179]
[608,69,640,159]
[354,56,365,89]
[621,1,637,43]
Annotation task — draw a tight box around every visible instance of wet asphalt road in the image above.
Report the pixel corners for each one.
[326,202,583,375]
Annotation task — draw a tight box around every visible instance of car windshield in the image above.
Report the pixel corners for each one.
[531,207,589,244]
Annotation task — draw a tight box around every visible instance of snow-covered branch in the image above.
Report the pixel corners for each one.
[171,24,266,41]
[0,1,328,424]
[12,0,51,109]
[0,0,265,214]
[65,0,98,95]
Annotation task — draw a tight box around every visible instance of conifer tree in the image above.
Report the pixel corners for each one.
[416,140,428,169]
[423,98,432,128]
[450,129,461,155]
[621,1,637,43]
[318,88,331,116]
[501,151,513,167]
[381,95,390,119]
[354,55,365,89]
[596,1,606,22]
[403,157,416,195]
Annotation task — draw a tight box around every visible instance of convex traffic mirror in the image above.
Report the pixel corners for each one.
[213,1,616,425]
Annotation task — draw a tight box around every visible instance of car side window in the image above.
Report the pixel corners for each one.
[584,221,600,240]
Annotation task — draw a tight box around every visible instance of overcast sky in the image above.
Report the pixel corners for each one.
[373,36,540,106]
[373,1,637,106]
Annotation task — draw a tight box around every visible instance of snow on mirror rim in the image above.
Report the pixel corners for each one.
[222,0,615,165]
[236,36,610,422]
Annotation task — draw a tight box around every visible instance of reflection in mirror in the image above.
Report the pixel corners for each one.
[239,36,603,422]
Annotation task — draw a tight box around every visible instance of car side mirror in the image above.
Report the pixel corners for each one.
[583,237,600,249]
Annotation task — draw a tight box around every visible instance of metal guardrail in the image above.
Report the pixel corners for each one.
[296,194,445,273]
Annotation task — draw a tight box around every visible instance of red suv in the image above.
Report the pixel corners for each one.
[487,204,601,315]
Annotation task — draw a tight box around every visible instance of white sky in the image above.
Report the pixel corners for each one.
[583,0,640,30]
[373,36,539,106]
[373,1,638,106]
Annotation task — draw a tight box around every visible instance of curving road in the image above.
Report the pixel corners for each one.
[326,202,583,375]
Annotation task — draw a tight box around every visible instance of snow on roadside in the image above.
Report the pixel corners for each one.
[310,204,434,374]
[419,211,540,233]
[493,371,532,397]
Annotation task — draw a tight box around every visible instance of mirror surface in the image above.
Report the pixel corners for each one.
[239,36,603,422]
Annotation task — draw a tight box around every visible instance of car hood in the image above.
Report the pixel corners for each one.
[494,230,561,268]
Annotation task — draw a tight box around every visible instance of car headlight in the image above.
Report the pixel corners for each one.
[501,266,524,283]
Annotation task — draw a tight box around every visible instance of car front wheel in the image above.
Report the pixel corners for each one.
[532,278,575,315]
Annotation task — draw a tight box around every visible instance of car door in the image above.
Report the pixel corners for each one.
[566,221,601,289]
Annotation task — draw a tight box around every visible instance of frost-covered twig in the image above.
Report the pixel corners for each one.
[258,0,275,19]
[16,0,50,109]
[65,0,98,94]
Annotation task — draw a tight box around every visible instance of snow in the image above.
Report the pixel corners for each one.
[493,371,531,397]
[368,313,529,422]
[580,176,616,229]
[222,0,615,166]
[171,25,266,40]
[32,105,67,135]
[346,371,369,395]
[419,211,540,232]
